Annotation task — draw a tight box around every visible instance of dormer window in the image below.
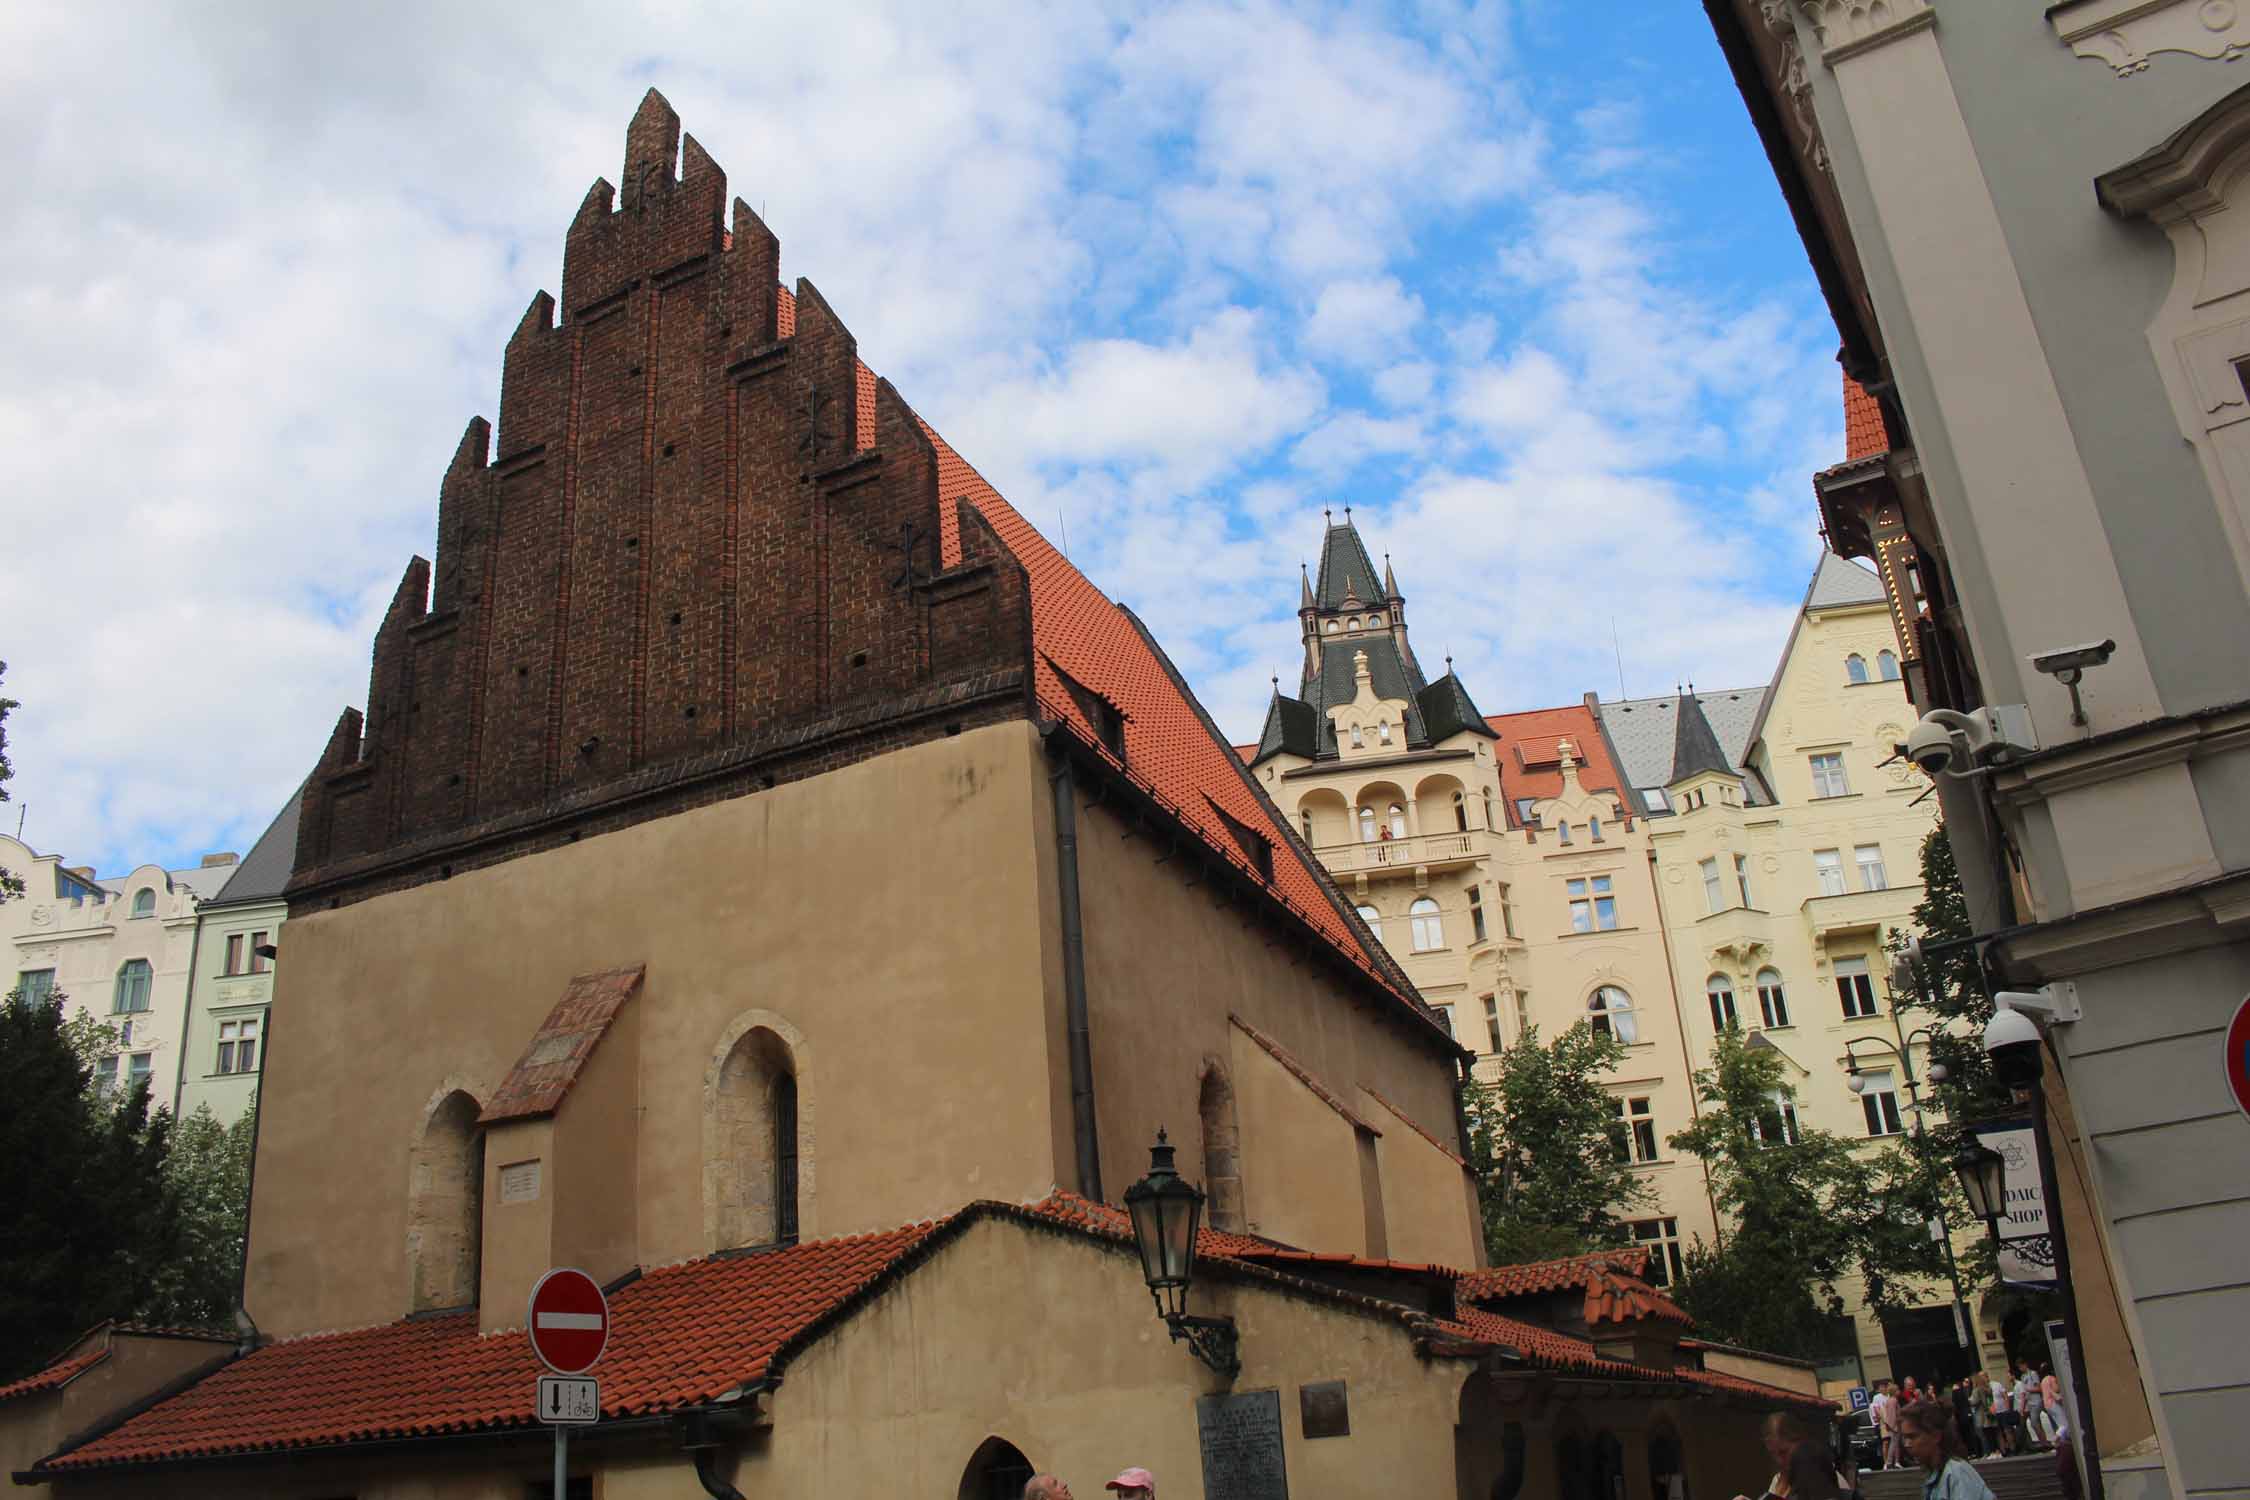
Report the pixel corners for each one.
[1369,613,1383,627]
[1348,616,1361,629]
[1324,620,1339,633]
[1209,799,1275,883]
[1350,724,1364,749]
[131,888,156,919]
[1377,720,1392,745]
[1557,821,1573,846]
[1046,656,1127,762]
[1589,816,1603,842]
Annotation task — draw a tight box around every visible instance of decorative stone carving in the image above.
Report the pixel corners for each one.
[1795,0,1937,63]
[2053,0,2250,78]
[1760,0,1832,174]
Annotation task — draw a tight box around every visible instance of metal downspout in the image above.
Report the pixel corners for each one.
[1046,741,1104,1203]
[692,1448,746,1500]
[232,1005,268,1352]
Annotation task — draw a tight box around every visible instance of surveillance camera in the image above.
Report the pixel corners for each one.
[1905,706,2039,777]
[2030,640,2115,680]
[1905,715,1969,776]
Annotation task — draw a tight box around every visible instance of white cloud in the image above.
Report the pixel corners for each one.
[1301,277,1425,368]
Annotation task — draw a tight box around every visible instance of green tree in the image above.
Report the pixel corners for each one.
[0,990,181,1380]
[1666,1029,1947,1359]
[1464,1021,1654,1264]
[137,1103,256,1328]
[0,661,20,903]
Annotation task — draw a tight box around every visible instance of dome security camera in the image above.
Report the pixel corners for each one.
[1905,705,2039,778]
[1906,714,1972,777]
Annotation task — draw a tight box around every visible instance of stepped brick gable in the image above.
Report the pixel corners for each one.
[291,90,1034,908]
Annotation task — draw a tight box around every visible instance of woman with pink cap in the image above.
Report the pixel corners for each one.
[1104,1466,1156,1498]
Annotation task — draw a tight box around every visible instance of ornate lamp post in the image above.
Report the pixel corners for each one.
[1123,1130,1240,1380]
[1951,1140,2008,1231]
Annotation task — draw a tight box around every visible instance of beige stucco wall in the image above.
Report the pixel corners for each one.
[1065,777,1479,1267]
[0,1333,232,1481]
[247,722,1063,1340]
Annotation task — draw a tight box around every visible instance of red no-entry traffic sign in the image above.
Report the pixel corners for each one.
[2225,995,2250,1125]
[528,1268,609,1375]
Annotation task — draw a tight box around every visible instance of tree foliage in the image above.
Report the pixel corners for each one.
[1464,1021,1654,1264]
[1666,1029,1948,1359]
[0,991,181,1379]
[138,1103,256,1328]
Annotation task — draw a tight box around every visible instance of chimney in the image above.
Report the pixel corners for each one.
[200,852,239,868]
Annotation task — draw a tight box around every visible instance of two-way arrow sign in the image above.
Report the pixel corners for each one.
[536,1375,599,1426]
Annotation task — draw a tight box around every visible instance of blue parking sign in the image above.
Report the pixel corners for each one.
[1848,1386,1870,1413]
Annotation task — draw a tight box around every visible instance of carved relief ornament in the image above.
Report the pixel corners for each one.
[1793,0,1937,63]
[2053,0,2250,78]
[1759,0,1832,175]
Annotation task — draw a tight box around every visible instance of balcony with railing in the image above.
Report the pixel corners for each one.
[1801,883,1921,939]
[1314,828,1482,876]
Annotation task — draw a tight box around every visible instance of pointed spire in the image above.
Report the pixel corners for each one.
[1669,688,1733,785]
[1383,552,1398,598]
[1300,563,1315,610]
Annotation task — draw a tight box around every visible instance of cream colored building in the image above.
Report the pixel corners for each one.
[2,832,236,1106]
[174,788,299,1124]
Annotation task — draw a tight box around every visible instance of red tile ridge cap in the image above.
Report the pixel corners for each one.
[1227,1014,1382,1136]
[1357,1084,1468,1167]
[479,965,645,1125]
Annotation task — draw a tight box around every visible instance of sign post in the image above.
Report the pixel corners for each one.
[529,1268,610,1498]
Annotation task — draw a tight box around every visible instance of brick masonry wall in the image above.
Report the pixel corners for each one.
[291,91,1035,912]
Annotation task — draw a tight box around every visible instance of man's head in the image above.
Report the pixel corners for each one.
[1024,1478,1073,1500]
[1105,1467,1156,1499]
[1760,1411,1813,1470]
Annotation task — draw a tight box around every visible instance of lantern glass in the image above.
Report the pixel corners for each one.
[1952,1142,2009,1227]
[1124,1131,1207,1315]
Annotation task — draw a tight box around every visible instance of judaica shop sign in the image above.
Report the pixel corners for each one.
[1969,1117,2056,1292]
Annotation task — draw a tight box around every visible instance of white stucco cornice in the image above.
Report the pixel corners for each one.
[2054,0,2250,82]
[1795,0,1935,64]
[2096,76,2250,218]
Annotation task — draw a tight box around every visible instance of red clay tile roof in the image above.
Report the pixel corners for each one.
[40,1220,943,1472]
[1484,705,1627,822]
[0,1349,108,1406]
[1458,1247,1650,1302]
[479,966,645,1125]
[1581,1262,1694,1329]
[1228,1014,1380,1135]
[1844,376,1887,462]
[1359,1084,1468,1167]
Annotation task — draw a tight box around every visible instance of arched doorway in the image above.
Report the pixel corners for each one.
[959,1435,1035,1500]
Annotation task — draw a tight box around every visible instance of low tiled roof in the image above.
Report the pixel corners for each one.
[0,1349,108,1406]
[1844,376,1887,462]
[479,966,645,1125]
[1483,704,1626,819]
[1228,1014,1381,1136]
[1458,1247,1649,1301]
[1581,1263,1694,1329]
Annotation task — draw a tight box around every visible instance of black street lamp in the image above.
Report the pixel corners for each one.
[1841,1028,1972,1351]
[1951,1140,2008,1230]
[1123,1130,1240,1380]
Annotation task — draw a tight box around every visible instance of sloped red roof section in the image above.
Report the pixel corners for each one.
[1844,375,1888,462]
[1484,705,1626,818]
[1229,1013,1381,1135]
[479,966,644,1125]
[0,1348,108,1406]
[1458,1247,1649,1302]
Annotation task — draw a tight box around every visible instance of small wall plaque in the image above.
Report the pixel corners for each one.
[1197,1388,1289,1500]
[499,1159,543,1203]
[1300,1379,1350,1438]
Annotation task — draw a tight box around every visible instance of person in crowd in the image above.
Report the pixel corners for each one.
[1989,1369,2019,1456]
[1024,1479,1073,1500]
[1951,1376,1981,1458]
[2038,1364,2063,1447]
[1902,1400,1997,1500]
[2015,1365,2047,1451]
[1735,1411,1843,1500]
[1872,1380,1903,1470]
[1971,1371,1998,1457]
[1104,1468,1155,1500]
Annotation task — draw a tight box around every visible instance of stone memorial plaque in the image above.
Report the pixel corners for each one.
[1197,1388,1288,1500]
[499,1159,543,1203]
[1300,1379,1349,1439]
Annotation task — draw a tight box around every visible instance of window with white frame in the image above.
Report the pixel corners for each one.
[1707,974,1738,1031]
[1814,848,1846,897]
[1630,1217,1685,1287]
[1483,994,1503,1054]
[1846,654,1869,684]
[216,1016,262,1075]
[1567,876,1616,932]
[1387,804,1408,839]
[96,1056,119,1100]
[249,932,271,974]
[1810,752,1851,798]
[1589,815,1603,842]
[1700,857,1724,914]
[1453,791,1469,832]
[1859,1068,1905,1136]
[16,969,56,1007]
[1855,844,1888,891]
[1642,787,1670,813]
[1756,968,1790,1028]
[1588,985,1638,1044]
[1358,807,1377,842]
[131,888,156,919]
[1356,904,1383,942]
[1557,819,1573,846]
[1350,723,1364,749]
[1734,854,1754,909]
[1468,887,1488,943]
[126,1052,152,1094]
[113,960,152,1015]
[1378,720,1393,745]
[224,934,245,976]
[1409,897,1444,951]
[1501,889,1518,939]
[1835,955,1879,1019]
[1755,1090,1801,1145]
[1878,649,1901,681]
[1612,1096,1658,1163]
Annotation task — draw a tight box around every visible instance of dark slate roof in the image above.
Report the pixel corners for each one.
[1805,551,1887,610]
[1669,693,1734,784]
[1592,689,1770,805]
[1314,521,1386,610]
[1305,635,1429,755]
[204,785,305,909]
[1254,691,1321,764]
[1417,673,1499,745]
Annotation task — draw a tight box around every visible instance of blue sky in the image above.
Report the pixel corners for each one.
[0,0,1843,878]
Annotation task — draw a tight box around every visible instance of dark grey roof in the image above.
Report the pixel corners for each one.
[1314,522,1386,610]
[1253,692,1321,764]
[1594,689,1767,799]
[1303,635,1429,755]
[1417,673,1498,745]
[1669,693,1733,784]
[205,785,304,908]
[1806,552,1886,610]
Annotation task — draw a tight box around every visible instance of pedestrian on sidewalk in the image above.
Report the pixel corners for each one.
[1872,1380,1903,1469]
[1024,1479,1073,1500]
[1989,1371,2018,1456]
[1970,1371,1996,1457]
[1103,1467,1156,1500]
[1951,1376,1981,1458]
[1902,1401,1997,1500]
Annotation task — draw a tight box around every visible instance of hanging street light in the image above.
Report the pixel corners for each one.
[1951,1140,2009,1233]
[1123,1130,1240,1380]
